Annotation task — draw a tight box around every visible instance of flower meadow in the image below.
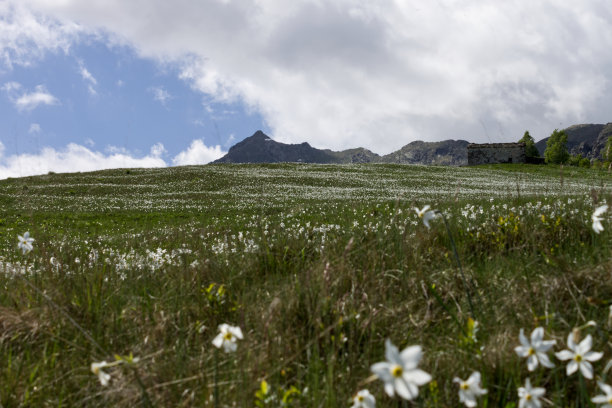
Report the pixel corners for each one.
[0,162,611,407]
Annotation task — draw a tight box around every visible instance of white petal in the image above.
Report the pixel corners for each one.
[536,352,555,368]
[585,351,603,362]
[467,371,481,385]
[394,377,418,400]
[577,335,593,355]
[594,205,608,216]
[231,326,244,339]
[515,345,530,357]
[555,350,574,361]
[404,368,432,386]
[384,339,402,365]
[527,355,538,371]
[399,345,422,369]
[567,360,578,376]
[579,361,594,379]
[530,386,546,398]
[383,382,395,397]
[598,382,612,396]
[567,333,576,351]
[537,339,556,352]
[531,327,544,345]
[592,395,609,404]
[370,362,392,382]
[519,328,530,348]
[212,333,224,348]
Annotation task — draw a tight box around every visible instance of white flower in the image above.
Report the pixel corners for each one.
[514,327,556,371]
[17,232,34,254]
[592,381,612,407]
[351,389,376,408]
[370,339,431,400]
[555,333,603,379]
[212,323,243,353]
[414,205,436,229]
[91,361,111,386]
[592,205,608,233]
[518,378,545,408]
[453,371,487,407]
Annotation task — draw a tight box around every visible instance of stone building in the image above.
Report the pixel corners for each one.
[467,143,526,165]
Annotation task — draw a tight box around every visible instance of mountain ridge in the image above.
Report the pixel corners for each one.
[215,124,612,165]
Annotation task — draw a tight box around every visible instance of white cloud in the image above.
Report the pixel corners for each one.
[3,82,59,111]
[78,60,97,95]
[28,123,41,134]
[172,139,225,165]
[0,139,225,179]
[9,1,612,151]
[150,86,172,105]
[0,142,167,179]
[0,2,83,69]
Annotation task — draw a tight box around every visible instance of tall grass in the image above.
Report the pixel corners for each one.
[0,163,610,406]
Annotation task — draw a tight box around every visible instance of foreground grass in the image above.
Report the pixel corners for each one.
[0,163,611,407]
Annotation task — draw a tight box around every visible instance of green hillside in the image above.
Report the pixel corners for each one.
[0,163,611,407]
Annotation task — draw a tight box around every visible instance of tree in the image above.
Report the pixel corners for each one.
[518,131,540,158]
[544,129,569,164]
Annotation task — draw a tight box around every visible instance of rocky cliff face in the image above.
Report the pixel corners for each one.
[535,123,612,159]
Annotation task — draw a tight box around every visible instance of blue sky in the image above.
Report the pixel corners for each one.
[1,39,268,175]
[1,1,612,178]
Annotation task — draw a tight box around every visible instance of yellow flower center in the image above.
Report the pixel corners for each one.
[391,365,403,378]
[525,393,532,401]
[460,382,469,390]
[574,354,583,362]
[527,347,535,356]
[608,397,612,404]
[223,332,234,341]
[357,395,364,402]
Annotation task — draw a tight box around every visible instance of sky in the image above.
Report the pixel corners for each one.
[1,0,612,178]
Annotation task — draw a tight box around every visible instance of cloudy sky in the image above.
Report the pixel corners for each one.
[1,0,611,178]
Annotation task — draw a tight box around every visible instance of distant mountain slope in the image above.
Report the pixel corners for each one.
[381,140,469,166]
[214,131,469,165]
[535,123,612,159]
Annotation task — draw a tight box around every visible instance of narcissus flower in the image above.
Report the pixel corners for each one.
[592,205,608,233]
[454,371,487,407]
[17,232,34,254]
[518,378,545,408]
[91,361,111,386]
[351,389,375,408]
[592,381,612,407]
[514,327,556,371]
[212,323,243,353]
[370,339,431,400]
[555,333,603,379]
[414,205,436,229]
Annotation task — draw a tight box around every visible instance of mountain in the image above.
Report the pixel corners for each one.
[215,125,612,166]
[381,140,469,166]
[214,130,468,165]
[535,123,612,159]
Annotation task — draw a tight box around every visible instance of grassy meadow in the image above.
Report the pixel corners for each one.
[1,163,611,407]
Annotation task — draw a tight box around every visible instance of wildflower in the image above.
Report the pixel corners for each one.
[592,205,608,233]
[212,323,243,353]
[554,333,603,379]
[351,389,376,408]
[17,232,34,254]
[370,339,431,400]
[414,205,436,229]
[518,378,545,408]
[592,381,612,407]
[514,327,556,371]
[454,371,487,407]
[91,361,111,386]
